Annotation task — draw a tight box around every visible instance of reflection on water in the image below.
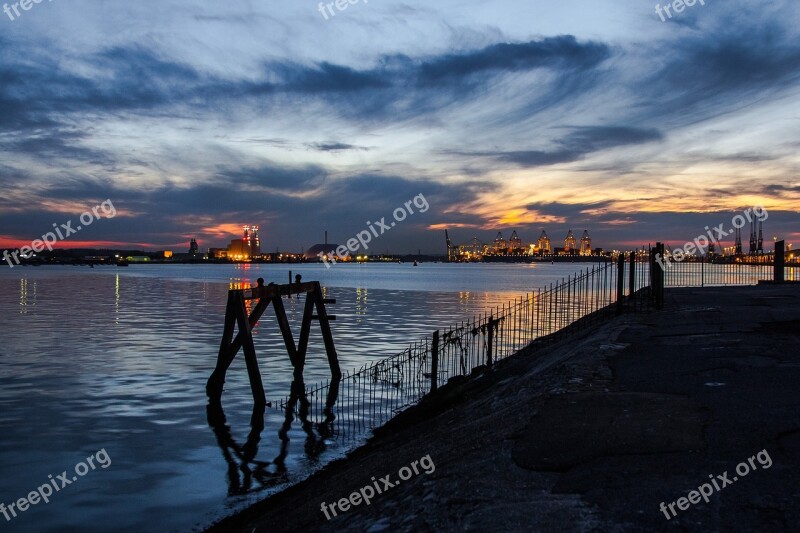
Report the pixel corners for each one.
[355,287,368,323]
[9,261,774,530]
[207,402,285,496]
[0,265,541,532]
[19,277,36,314]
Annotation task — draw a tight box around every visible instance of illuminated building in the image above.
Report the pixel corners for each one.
[509,230,522,253]
[564,230,577,254]
[537,231,551,255]
[244,225,261,256]
[493,232,507,254]
[580,230,592,256]
[445,228,604,261]
[226,225,262,261]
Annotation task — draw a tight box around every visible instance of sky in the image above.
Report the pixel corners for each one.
[1,0,799,254]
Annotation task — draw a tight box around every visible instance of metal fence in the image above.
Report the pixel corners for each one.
[272,242,797,442]
[663,260,797,287]
[274,256,654,440]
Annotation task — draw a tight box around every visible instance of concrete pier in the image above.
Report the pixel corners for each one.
[207,284,800,532]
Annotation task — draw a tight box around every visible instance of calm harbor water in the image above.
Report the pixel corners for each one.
[0,262,601,532]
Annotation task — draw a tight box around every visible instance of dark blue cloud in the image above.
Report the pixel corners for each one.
[457,126,663,168]
[417,36,610,85]
[2,4,800,252]
[218,163,328,190]
[0,36,613,135]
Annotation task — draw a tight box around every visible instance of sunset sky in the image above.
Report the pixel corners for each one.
[1,0,799,254]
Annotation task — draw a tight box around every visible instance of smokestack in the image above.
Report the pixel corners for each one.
[325,230,328,246]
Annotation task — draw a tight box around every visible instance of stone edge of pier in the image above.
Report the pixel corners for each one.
[206,284,800,532]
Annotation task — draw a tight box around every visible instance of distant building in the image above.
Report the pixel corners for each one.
[244,225,260,256]
[209,248,228,259]
[445,228,603,261]
[493,232,507,254]
[580,230,592,256]
[227,239,247,260]
[189,238,199,255]
[564,230,577,254]
[537,230,552,254]
[304,231,339,261]
[226,225,261,261]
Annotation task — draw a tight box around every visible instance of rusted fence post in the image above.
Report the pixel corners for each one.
[652,242,665,309]
[430,330,439,392]
[616,254,625,315]
[486,316,494,368]
[629,251,636,302]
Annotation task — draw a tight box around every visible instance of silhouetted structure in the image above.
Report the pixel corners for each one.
[305,231,341,261]
[735,227,743,255]
[207,280,340,406]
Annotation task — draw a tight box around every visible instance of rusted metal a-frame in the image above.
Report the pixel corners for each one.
[206,278,341,406]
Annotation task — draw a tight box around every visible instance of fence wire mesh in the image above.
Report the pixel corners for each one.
[274,258,655,441]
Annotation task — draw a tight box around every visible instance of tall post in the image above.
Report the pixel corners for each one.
[701,253,705,287]
[654,243,665,309]
[271,296,299,368]
[313,282,342,380]
[207,292,237,399]
[628,252,636,301]
[430,330,439,392]
[775,240,785,283]
[616,254,625,315]
[295,293,317,379]
[486,317,494,368]
[233,292,266,406]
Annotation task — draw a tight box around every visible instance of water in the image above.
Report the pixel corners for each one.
[0,261,624,532]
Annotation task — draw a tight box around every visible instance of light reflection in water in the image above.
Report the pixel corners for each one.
[18,277,37,314]
[19,277,27,314]
[115,273,120,324]
[0,264,586,532]
[355,287,368,323]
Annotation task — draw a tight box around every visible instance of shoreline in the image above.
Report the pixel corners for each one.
[206,284,800,532]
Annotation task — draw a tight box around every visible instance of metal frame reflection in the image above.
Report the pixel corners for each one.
[206,377,341,496]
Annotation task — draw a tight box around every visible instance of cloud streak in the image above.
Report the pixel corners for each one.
[1,0,799,252]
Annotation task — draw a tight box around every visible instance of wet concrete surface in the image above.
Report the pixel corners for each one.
[207,284,800,532]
